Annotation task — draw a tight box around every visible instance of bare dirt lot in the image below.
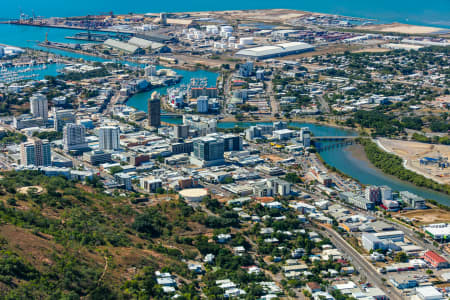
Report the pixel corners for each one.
[184,9,308,24]
[352,47,391,53]
[394,208,450,225]
[357,23,446,35]
[262,154,285,162]
[17,185,45,194]
[377,138,450,185]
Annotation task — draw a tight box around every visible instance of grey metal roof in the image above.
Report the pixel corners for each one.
[104,39,140,53]
[128,37,166,49]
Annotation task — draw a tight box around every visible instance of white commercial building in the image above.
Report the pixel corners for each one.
[140,176,163,193]
[424,223,450,242]
[374,230,405,242]
[235,42,314,60]
[415,286,443,300]
[273,129,295,140]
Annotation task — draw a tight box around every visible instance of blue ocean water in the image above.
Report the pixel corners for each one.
[1,0,449,28]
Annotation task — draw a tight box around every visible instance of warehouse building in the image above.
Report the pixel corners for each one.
[424,223,450,242]
[362,233,386,251]
[235,42,314,60]
[127,37,171,53]
[361,231,405,251]
[374,231,404,242]
[415,286,443,300]
[423,250,448,269]
[104,39,144,54]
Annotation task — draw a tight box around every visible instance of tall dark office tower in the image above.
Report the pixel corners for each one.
[148,91,161,127]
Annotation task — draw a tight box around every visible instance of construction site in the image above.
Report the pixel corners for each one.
[377,138,450,185]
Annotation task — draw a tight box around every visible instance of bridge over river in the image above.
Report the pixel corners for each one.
[312,135,359,152]
[311,136,358,141]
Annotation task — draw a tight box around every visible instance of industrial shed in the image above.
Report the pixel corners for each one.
[235,42,314,60]
[135,32,177,43]
[128,37,171,53]
[104,39,144,54]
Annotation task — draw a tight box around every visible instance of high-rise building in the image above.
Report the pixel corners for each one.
[30,93,48,123]
[197,96,209,113]
[53,108,76,132]
[273,121,287,131]
[380,185,392,201]
[99,126,120,150]
[223,134,243,152]
[170,141,194,155]
[365,186,381,204]
[300,127,311,148]
[148,92,161,127]
[20,139,51,166]
[256,69,265,80]
[63,123,88,151]
[174,125,189,139]
[159,12,167,25]
[191,136,224,167]
[144,65,157,77]
[239,61,254,77]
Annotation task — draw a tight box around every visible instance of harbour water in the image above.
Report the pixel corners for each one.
[126,69,219,112]
[1,0,450,28]
[0,63,65,82]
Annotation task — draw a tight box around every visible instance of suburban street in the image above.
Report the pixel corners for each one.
[267,79,279,116]
[320,225,403,300]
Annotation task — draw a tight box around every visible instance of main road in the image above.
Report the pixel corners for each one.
[266,79,279,116]
[317,94,330,114]
[319,224,403,300]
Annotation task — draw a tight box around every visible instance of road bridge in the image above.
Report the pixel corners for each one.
[312,136,359,152]
[311,136,358,141]
[161,113,183,117]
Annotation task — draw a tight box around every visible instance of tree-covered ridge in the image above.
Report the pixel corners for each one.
[0,171,204,299]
